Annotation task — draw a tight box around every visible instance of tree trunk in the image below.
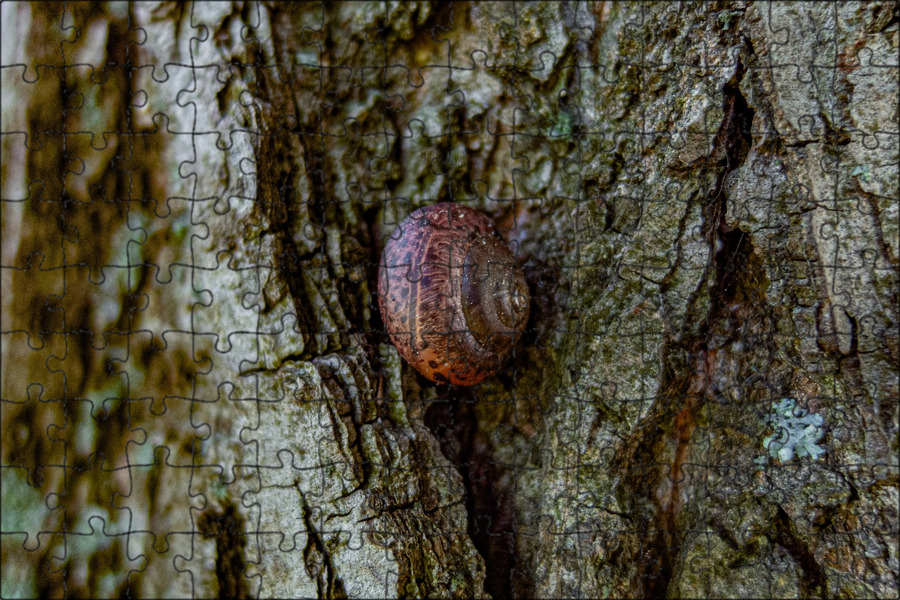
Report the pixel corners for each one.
[2,2,897,598]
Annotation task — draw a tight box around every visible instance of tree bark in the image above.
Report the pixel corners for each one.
[2,2,897,598]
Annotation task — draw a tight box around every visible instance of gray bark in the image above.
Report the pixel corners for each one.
[2,2,897,599]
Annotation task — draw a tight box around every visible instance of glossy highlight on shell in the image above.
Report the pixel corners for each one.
[378,203,530,385]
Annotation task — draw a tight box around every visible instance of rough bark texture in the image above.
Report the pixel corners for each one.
[2,2,897,599]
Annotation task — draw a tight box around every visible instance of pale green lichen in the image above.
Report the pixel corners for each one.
[762,398,826,462]
[851,164,872,182]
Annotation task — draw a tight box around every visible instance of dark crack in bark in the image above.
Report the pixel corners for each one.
[298,488,348,599]
[622,39,761,599]
[255,126,321,355]
[312,352,376,492]
[424,392,533,600]
[769,505,828,598]
[197,502,250,600]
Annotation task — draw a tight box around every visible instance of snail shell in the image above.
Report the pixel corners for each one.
[378,203,530,385]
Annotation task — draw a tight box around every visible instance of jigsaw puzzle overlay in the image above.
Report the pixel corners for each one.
[2,2,898,599]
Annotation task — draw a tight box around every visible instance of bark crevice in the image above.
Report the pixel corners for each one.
[299,487,348,599]
[424,393,533,600]
[624,36,763,599]
[197,502,251,600]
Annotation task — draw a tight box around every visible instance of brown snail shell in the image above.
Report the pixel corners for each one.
[378,203,530,385]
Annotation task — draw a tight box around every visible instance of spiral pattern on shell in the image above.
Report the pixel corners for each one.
[377,203,529,385]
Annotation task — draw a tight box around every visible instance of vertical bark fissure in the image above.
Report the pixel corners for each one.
[255,126,319,356]
[627,40,761,598]
[197,502,251,600]
[424,393,532,600]
[298,486,348,599]
[312,355,373,493]
[768,505,828,598]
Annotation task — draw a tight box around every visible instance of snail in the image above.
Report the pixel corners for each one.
[378,202,530,385]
